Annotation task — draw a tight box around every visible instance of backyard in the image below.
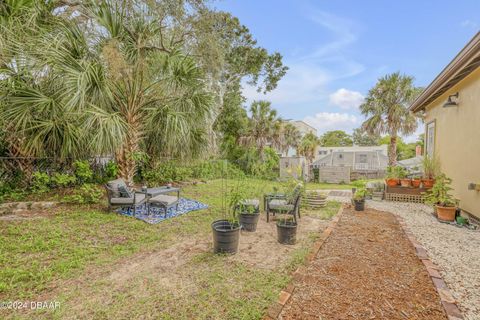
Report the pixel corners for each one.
[0,179,342,319]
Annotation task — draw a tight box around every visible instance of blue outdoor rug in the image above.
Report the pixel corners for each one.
[118,198,208,224]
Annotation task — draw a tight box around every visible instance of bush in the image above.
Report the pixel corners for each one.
[31,172,51,193]
[62,184,103,204]
[51,173,76,188]
[73,160,93,184]
[105,160,119,179]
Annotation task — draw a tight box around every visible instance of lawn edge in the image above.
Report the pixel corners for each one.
[394,215,464,320]
[263,204,345,320]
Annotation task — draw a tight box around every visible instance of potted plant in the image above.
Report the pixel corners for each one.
[422,156,440,188]
[352,186,369,211]
[211,180,243,254]
[385,166,403,187]
[411,175,422,188]
[276,209,297,245]
[425,174,457,222]
[238,204,260,231]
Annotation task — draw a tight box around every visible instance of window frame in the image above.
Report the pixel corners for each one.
[425,120,436,157]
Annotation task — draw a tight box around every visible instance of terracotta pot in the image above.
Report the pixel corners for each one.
[400,179,411,187]
[411,179,421,188]
[422,179,435,188]
[385,178,399,187]
[436,205,456,222]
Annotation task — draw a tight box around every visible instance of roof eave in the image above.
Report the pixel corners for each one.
[410,32,480,113]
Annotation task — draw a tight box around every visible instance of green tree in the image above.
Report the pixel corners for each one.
[352,128,380,146]
[319,130,353,147]
[279,123,301,156]
[0,1,214,184]
[298,132,320,164]
[242,100,280,156]
[360,72,420,165]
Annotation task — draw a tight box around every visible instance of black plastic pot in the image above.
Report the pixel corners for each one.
[354,199,365,211]
[212,220,241,254]
[239,212,260,232]
[276,220,297,245]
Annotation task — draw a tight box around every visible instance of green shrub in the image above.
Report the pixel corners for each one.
[73,160,93,184]
[31,172,51,193]
[62,184,103,204]
[105,160,119,179]
[51,173,77,188]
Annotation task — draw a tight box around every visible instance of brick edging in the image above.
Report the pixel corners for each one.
[395,215,464,320]
[263,204,346,320]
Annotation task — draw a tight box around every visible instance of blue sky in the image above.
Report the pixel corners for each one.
[214,0,479,140]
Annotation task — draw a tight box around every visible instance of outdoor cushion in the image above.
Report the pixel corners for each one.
[110,193,145,205]
[269,199,288,207]
[149,194,178,205]
[118,185,133,198]
[107,178,127,198]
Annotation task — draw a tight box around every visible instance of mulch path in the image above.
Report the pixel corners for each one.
[280,207,447,320]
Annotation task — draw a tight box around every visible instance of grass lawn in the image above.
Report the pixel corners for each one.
[0,178,342,319]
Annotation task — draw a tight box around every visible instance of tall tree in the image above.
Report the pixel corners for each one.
[319,130,353,147]
[242,100,279,156]
[297,132,320,164]
[352,128,380,146]
[0,1,214,184]
[360,72,420,165]
[280,123,301,156]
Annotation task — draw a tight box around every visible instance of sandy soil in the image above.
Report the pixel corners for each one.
[14,212,328,319]
[280,207,447,320]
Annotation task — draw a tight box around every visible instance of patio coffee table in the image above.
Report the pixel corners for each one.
[143,187,181,216]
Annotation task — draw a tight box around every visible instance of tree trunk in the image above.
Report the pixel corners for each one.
[116,114,141,186]
[389,135,397,166]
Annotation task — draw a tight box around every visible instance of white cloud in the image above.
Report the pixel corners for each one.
[461,20,478,29]
[306,11,357,59]
[242,63,330,105]
[329,88,364,110]
[303,112,360,135]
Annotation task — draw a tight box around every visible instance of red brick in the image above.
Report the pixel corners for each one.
[427,267,442,279]
[432,277,447,289]
[278,290,291,305]
[438,288,456,303]
[441,302,463,319]
[422,259,439,270]
[266,303,283,319]
[416,247,429,259]
[284,283,295,294]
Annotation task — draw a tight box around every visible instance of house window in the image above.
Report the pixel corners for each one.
[426,120,435,157]
[358,154,367,163]
[338,154,343,159]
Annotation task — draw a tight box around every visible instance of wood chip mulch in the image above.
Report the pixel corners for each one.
[280,207,448,320]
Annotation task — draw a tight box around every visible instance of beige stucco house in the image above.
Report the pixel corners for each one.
[410,32,480,219]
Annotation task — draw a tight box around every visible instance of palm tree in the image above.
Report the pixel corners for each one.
[279,123,301,156]
[360,72,419,166]
[0,1,214,184]
[244,100,279,156]
[297,132,319,164]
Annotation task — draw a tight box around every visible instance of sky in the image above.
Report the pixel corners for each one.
[214,0,480,141]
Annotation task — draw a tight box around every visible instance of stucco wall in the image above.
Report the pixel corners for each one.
[424,67,480,218]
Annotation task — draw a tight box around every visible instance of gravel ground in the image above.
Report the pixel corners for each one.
[327,195,480,320]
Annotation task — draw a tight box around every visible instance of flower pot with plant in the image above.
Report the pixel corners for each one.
[237,197,261,232]
[276,209,298,245]
[385,166,406,187]
[212,174,243,254]
[411,175,422,188]
[422,156,440,188]
[424,174,457,222]
[353,188,369,211]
